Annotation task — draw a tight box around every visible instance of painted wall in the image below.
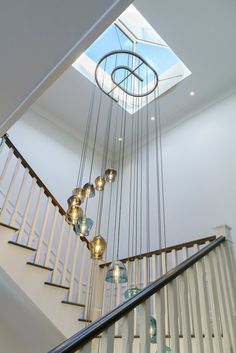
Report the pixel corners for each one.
[8,92,236,258]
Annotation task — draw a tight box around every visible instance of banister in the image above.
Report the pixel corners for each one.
[48,235,225,353]
[100,235,217,268]
[2,135,90,248]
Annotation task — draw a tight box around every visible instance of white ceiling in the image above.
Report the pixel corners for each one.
[33,0,236,145]
[0,0,132,136]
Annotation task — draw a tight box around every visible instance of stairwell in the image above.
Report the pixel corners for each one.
[0,136,236,353]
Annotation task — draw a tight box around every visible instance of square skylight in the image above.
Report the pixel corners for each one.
[73,5,191,114]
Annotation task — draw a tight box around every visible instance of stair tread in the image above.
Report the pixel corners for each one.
[27,262,54,271]
[44,282,69,290]
[62,300,85,308]
[0,222,19,232]
[8,241,36,252]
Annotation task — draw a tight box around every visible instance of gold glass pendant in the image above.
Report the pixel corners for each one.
[66,206,83,225]
[89,235,106,260]
[105,169,117,183]
[72,188,85,203]
[67,195,81,208]
[95,176,106,191]
[83,183,95,198]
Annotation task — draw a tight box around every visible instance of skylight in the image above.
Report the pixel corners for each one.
[73,5,191,114]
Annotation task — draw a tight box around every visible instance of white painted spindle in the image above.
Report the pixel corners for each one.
[10,168,29,226]
[193,245,214,353]
[178,273,193,353]
[122,310,134,353]
[0,158,21,222]
[67,235,80,302]
[61,226,74,286]
[44,206,59,268]
[0,148,13,188]
[100,324,115,353]
[76,242,87,303]
[17,177,37,243]
[34,197,52,263]
[140,298,150,353]
[168,279,180,353]
[27,187,44,247]
[155,288,165,353]
[51,217,66,283]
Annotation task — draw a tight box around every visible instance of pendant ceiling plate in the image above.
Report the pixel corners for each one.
[95,50,158,100]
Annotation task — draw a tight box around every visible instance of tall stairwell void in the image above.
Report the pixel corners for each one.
[0,135,236,353]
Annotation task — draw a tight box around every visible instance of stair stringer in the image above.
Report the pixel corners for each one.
[0,224,86,339]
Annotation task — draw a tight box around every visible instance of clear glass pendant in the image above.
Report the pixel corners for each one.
[95,176,106,191]
[72,187,85,203]
[75,217,93,237]
[105,261,128,283]
[66,206,83,225]
[124,287,141,300]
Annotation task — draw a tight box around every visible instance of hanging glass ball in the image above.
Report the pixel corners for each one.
[105,169,117,183]
[95,176,106,191]
[72,188,85,203]
[67,195,81,208]
[124,287,141,300]
[150,316,157,343]
[75,217,93,237]
[89,235,106,260]
[66,206,83,225]
[105,261,128,284]
[83,183,95,198]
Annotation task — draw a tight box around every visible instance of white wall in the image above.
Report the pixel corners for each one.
[8,92,236,258]
[162,92,236,247]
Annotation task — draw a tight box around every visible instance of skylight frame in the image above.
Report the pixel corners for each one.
[72,5,191,114]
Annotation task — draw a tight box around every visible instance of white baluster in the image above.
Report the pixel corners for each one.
[122,310,134,353]
[0,158,21,222]
[178,273,193,353]
[61,226,74,286]
[67,235,80,302]
[155,289,165,353]
[171,249,182,337]
[85,260,93,320]
[140,298,150,353]
[143,256,148,287]
[134,258,139,287]
[193,245,214,353]
[77,242,87,303]
[0,137,5,155]
[102,268,108,316]
[34,197,52,263]
[44,206,59,268]
[161,252,169,337]
[204,252,223,353]
[168,279,180,353]
[182,247,194,336]
[214,246,236,352]
[0,148,13,188]
[100,324,115,353]
[51,217,66,283]
[27,187,44,247]
[18,177,37,243]
[188,265,204,353]
[10,168,29,226]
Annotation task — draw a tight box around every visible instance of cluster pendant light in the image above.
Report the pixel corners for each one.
[65,43,173,350]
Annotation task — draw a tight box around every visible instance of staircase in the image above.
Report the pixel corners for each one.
[0,135,236,353]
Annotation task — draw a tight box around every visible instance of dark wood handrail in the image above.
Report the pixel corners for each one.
[48,236,225,353]
[100,235,216,268]
[3,135,90,247]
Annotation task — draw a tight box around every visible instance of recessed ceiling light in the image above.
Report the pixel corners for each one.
[150,117,155,121]
[190,91,195,96]
[118,137,123,141]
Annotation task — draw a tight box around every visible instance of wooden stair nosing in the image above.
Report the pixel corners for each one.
[0,222,19,232]
[44,282,69,290]
[8,241,36,252]
[61,300,85,308]
[27,262,53,271]
[78,318,92,323]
